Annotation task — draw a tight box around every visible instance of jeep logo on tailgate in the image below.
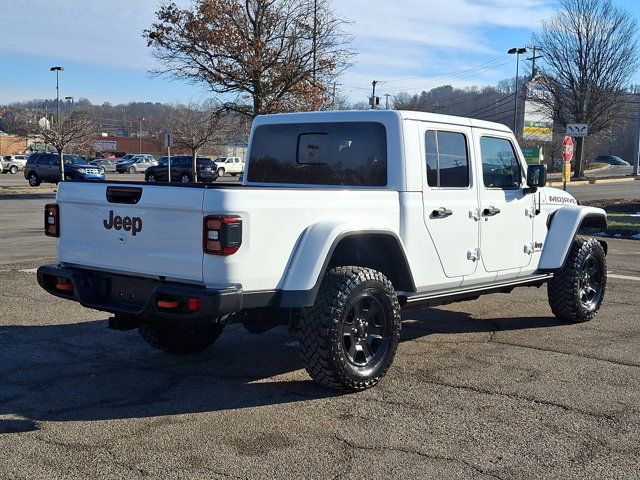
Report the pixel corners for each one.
[103,210,143,236]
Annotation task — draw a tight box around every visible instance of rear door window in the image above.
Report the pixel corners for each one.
[248,122,387,186]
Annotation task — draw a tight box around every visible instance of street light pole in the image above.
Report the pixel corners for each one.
[507,48,527,136]
[65,96,73,116]
[138,116,145,154]
[49,66,64,124]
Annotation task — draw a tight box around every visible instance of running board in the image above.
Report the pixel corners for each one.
[400,275,553,310]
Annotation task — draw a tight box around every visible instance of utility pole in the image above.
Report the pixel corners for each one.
[508,48,527,136]
[371,80,378,110]
[312,0,317,85]
[331,82,340,109]
[633,92,640,177]
[122,107,127,136]
[525,44,543,78]
[384,94,391,110]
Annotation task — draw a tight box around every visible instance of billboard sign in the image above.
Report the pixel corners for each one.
[95,140,117,151]
[523,77,553,142]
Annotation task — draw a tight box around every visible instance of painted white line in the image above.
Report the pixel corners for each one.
[608,274,640,282]
[18,268,38,274]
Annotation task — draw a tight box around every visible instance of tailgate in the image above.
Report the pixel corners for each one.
[57,183,206,283]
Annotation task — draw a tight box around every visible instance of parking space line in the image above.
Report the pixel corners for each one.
[18,268,38,274]
[608,273,640,282]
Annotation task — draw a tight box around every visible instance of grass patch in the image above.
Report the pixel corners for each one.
[607,212,640,229]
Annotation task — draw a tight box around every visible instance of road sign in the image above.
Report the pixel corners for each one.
[562,136,574,163]
[164,133,174,148]
[566,124,588,137]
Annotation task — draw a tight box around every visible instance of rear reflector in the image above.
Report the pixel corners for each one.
[55,277,73,293]
[157,300,179,309]
[44,204,59,237]
[203,215,242,255]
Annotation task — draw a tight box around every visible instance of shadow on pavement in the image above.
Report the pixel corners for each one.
[0,308,565,428]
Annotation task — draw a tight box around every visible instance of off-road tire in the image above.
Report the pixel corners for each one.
[138,317,225,355]
[27,172,41,186]
[9,165,18,174]
[548,236,607,323]
[298,266,401,391]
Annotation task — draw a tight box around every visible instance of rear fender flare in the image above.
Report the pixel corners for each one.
[278,223,415,308]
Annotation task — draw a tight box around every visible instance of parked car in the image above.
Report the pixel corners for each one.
[115,154,157,173]
[145,156,219,183]
[24,153,105,186]
[214,156,244,176]
[90,159,117,172]
[115,154,136,165]
[2,155,28,174]
[593,155,630,166]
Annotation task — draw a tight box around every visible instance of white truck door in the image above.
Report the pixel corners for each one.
[473,132,534,274]
[419,124,479,278]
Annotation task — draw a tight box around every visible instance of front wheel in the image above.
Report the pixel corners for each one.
[138,317,225,355]
[146,174,156,182]
[217,167,225,177]
[298,266,401,391]
[180,173,191,183]
[128,166,136,174]
[548,236,607,323]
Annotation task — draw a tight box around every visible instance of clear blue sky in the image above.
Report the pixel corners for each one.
[1,0,639,106]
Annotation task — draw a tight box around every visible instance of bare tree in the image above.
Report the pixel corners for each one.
[166,103,235,182]
[144,0,353,116]
[533,0,639,177]
[37,113,95,180]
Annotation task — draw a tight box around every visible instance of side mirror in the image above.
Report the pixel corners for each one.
[526,164,547,189]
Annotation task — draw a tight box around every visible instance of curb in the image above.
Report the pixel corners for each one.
[548,177,639,188]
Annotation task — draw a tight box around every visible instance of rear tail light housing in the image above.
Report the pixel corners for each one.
[44,203,59,237]
[203,215,242,255]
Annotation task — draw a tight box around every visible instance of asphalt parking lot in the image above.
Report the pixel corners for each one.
[1,184,639,479]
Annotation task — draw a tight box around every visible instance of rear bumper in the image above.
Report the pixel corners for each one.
[37,264,242,320]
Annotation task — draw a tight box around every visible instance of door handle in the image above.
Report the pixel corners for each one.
[483,206,501,217]
[432,207,453,218]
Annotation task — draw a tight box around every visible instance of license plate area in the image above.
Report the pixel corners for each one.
[104,275,157,307]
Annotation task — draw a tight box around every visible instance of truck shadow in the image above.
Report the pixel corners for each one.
[0,309,564,430]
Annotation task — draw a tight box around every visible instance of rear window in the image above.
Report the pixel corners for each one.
[248,122,387,186]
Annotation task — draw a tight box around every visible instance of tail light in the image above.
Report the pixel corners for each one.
[44,203,59,237]
[203,215,242,255]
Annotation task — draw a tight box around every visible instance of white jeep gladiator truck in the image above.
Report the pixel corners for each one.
[38,110,608,391]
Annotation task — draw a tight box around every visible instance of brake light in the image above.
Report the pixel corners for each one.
[203,215,242,255]
[44,203,59,237]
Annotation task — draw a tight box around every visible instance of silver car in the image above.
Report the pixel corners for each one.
[2,155,28,174]
[116,155,157,173]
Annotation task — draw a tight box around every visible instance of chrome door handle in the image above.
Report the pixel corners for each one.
[483,206,501,217]
[432,207,453,218]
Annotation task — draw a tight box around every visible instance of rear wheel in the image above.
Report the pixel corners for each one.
[138,317,225,355]
[128,166,135,174]
[9,165,18,174]
[298,266,401,391]
[548,236,607,323]
[180,173,191,183]
[217,167,225,177]
[27,172,41,186]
